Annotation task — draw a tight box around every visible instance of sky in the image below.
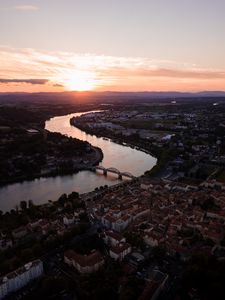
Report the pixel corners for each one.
[0,0,225,92]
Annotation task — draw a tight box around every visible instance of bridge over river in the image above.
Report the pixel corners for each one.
[0,111,156,212]
[93,166,136,180]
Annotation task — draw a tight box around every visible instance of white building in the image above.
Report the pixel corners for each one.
[0,260,43,299]
[109,243,132,261]
[144,232,159,247]
[103,230,126,246]
[64,250,104,274]
[0,278,7,300]
[63,214,75,226]
[12,226,27,239]
[101,214,132,232]
[101,215,116,229]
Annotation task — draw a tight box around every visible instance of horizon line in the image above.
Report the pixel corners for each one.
[0,90,225,95]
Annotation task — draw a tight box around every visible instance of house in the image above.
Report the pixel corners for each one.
[0,278,7,300]
[141,183,152,190]
[109,243,132,261]
[112,216,132,232]
[12,227,27,239]
[101,215,116,229]
[144,232,162,247]
[103,230,126,246]
[38,220,51,235]
[101,214,132,232]
[64,250,104,274]
[63,214,75,226]
[27,219,42,230]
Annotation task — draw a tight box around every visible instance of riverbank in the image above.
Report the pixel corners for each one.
[0,111,156,212]
[0,145,103,187]
[70,116,160,174]
[0,101,106,187]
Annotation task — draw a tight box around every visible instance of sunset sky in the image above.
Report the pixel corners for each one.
[1,0,225,92]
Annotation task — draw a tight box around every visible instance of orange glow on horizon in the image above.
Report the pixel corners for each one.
[59,70,98,91]
[1,47,225,93]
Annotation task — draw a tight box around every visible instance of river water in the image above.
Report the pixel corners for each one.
[0,111,156,212]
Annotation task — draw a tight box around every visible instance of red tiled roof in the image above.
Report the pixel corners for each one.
[64,250,104,267]
[104,215,116,223]
[105,230,124,241]
[110,243,131,254]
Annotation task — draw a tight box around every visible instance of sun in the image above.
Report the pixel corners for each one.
[63,70,97,91]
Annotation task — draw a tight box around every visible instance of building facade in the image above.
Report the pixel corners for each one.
[0,260,43,299]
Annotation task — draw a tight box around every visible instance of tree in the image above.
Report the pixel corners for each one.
[68,191,79,199]
[58,193,67,206]
[151,246,166,260]
[20,248,33,262]
[28,199,34,208]
[124,232,145,250]
[180,254,225,300]
[10,209,16,215]
[20,200,27,210]
[119,276,145,300]
[32,243,43,256]
[40,276,69,297]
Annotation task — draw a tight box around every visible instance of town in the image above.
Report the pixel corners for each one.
[0,96,225,299]
[1,175,225,299]
[71,102,225,183]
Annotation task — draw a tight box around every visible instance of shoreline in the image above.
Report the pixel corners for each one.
[0,145,103,188]
[70,117,160,173]
[0,111,156,212]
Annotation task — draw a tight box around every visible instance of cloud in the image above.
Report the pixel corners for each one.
[0,46,225,92]
[53,83,64,87]
[0,5,39,12]
[102,67,225,80]
[14,5,39,11]
[0,79,48,85]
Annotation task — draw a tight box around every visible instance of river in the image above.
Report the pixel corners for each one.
[0,111,156,212]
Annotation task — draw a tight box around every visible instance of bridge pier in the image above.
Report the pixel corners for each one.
[118,174,122,180]
[103,170,107,176]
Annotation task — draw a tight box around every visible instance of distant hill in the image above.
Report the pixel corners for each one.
[0,90,225,104]
[98,91,225,98]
